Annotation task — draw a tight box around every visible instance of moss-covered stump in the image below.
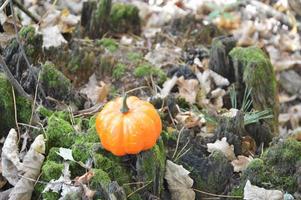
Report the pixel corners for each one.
[40,61,72,101]
[181,149,233,197]
[229,46,279,137]
[110,3,141,35]
[136,139,166,198]
[4,26,43,66]
[0,73,32,137]
[231,139,301,197]
[81,0,141,38]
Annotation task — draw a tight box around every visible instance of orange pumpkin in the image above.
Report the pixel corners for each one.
[96,95,162,156]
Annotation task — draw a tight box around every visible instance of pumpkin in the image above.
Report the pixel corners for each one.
[96,95,162,156]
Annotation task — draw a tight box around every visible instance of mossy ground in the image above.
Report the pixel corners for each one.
[35,112,144,199]
[112,63,126,79]
[231,139,301,195]
[97,38,119,53]
[134,63,167,84]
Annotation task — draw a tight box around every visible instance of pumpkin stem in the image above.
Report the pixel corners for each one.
[120,94,129,113]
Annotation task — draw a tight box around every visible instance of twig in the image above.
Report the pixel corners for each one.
[193,188,242,199]
[172,127,185,159]
[11,86,20,143]
[0,0,9,11]
[12,0,40,23]
[18,122,41,130]
[0,56,32,100]
[29,71,40,125]
[127,181,152,198]
[73,102,104,117]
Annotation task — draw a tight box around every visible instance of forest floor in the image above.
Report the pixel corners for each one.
[0,0,301,199]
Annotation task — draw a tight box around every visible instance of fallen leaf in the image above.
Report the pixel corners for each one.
[9,135,45,200]
[177,76,199,104]
[165,160,195,200]
[176,111,201,128]
[57,148,75,161]
[96,82,110,104]
[82,184,96,200]
[145,46,182,67]
[1,129,23,186]
[207,137,236,161]
[0,163,7,189]
[41,25,67,49]
[160,75,178,98]
[80,74,110,105]
[244,180,283,200]
[209,70,230,87]
[74,171,94,186]
[241,136,256,156]
[231,155,253,172]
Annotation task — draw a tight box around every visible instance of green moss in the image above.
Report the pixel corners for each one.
[90,168,111,190]
[127,52,143,62]
[242,158,267,186]
[47,147,64,163]
[93,153,131,184]
[42,192,60,200]
[240,140,301,193]
[16,96,32,123]
[72,142,97,163]
[42,160,64,181]
[97,38,119,53]
[134,63,167,83]
[110,3,140,34]
[263,139,301,173]
[0,73,15,136]
[18,26,43,60]
[137,139,166,196]
[112,63,126,79]
[36,105,54,118]
[0,73,32,137]
[46,115,75,150]
[229,186,244,197]
[40,61,72,101]
[19,26,36,44]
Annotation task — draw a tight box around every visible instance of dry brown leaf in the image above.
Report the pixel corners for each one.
[165,160,195,200]
[96,82,110,104]
[1,129,23,186]
[207,137,236,161]
[231,155,253,172]
[0,162,7,189]
[9,135,45,200]
[177,76,199,104]
[81,74,110,105]
[160,75,178,98]
[241,136,256,156]
[244,180,283,200]
[74,171,94,186]
[175,111,202,128]
[215,14,241,30]
[82,184,96,200]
